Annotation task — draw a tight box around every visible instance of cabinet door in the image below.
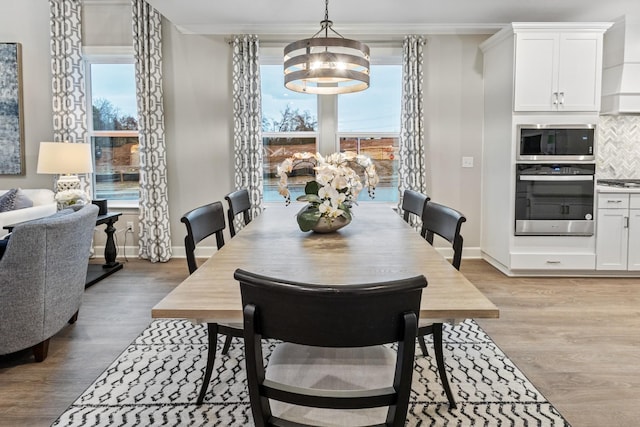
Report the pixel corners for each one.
[514,32,559,111]
[557,33,603,111]
[627,210,640,271]
[596,209,628,270]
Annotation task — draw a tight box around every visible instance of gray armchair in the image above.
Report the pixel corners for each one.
[0,204,99,362]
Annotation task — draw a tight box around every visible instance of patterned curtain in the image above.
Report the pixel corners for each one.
[231,35,264,233]
[49,0,90,192]
[398,35,426,224]
[132,0,171,262]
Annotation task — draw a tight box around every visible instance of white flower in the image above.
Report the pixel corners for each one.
[277,151,378,221]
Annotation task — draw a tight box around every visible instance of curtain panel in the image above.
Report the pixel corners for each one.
[49,0,90,192]
[132,0,171,262]
[398,35,426,226]
[231,35,264,233]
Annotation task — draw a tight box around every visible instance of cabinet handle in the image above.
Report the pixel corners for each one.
[625,216,629,228]
[546,260,561,264]
[559,92,565,105]
[553,92,558,105]
[607,200,623,203]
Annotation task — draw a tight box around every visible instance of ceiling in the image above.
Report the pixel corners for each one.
[146,0,639,37]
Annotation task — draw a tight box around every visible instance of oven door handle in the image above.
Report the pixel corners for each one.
[518,175,594,181]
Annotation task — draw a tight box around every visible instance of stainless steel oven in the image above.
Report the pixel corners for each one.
[517,124,596,162]
[515,164,595,236]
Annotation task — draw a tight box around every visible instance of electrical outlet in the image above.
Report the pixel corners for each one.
[126,221,134,232]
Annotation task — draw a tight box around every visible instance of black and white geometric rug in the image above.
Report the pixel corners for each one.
[53,319,570,426]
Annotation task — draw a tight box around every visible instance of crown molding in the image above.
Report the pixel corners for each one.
[174,22,507,38]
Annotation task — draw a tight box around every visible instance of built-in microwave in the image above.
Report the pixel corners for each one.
[517,124,596,162]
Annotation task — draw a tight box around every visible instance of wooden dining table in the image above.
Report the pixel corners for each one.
[152,205,499,323]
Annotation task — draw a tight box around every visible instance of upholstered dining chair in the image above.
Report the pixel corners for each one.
[401,189,430,237]
[225,188,252,237]
[236,268,427,427]
[180,201,243,405]
[418,200,467,409]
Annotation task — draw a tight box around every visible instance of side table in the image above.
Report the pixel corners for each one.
[86,212,124,287]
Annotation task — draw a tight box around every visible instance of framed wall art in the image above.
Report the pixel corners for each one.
[0,42,25,175]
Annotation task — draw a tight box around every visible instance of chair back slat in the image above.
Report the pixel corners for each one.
[401,189,429,223]
[181,201,226,274]
[422,201,466,270]
[237,269,426,348]
[225,189,252,237]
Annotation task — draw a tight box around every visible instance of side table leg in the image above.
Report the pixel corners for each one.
[103,219,120,268]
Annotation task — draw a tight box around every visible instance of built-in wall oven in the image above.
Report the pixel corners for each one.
[515,164,595,236]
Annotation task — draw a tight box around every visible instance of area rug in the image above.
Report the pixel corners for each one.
[53,319,570,426]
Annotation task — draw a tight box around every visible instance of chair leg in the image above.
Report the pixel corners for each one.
[33,339,50,362]
[197,323,219,405]
[68,310,79,324]
[433,323,456,409]
[221,334,233,355]
[418,334,429,357]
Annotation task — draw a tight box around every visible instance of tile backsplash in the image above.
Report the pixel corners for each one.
[598,115,640,178]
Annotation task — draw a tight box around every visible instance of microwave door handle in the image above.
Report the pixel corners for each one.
[519,175,594,181]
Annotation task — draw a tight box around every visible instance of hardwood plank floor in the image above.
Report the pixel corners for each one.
[1,258,639,426]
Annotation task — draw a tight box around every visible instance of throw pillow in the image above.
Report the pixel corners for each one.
[0,189,18,212]
[13,188,34,210]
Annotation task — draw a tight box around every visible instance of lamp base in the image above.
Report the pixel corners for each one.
[56,175,80,192]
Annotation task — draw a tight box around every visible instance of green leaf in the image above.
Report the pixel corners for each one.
[297,194,321,204]
[296,204,321,232]
[305,180,320,196]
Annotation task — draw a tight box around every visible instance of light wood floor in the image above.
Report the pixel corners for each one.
[1,258,639,427]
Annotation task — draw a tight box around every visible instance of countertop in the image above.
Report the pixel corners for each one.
[597,185,640,194]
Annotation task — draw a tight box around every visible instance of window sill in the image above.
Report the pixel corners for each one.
[105,199,140,210]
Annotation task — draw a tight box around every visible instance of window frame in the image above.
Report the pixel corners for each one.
[84,47,140,208]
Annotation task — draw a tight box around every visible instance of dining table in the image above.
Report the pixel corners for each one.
[153,203,500,406]
[152,204,499,323]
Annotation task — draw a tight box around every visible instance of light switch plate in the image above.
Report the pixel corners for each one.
[462,156,474,168]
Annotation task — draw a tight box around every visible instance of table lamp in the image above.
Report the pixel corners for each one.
[37,141,94,192]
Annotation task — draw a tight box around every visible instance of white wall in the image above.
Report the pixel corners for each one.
[162,25,234,250]
[424,35,488,251]
[0,1,488,254]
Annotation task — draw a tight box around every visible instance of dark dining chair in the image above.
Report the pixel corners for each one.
[401,189,430,237]
[417,200,467,409]
[236,268,427,427]
[225,188,252,237]
[180,201,243,405]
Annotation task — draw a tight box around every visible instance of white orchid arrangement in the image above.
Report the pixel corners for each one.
[277,151,379,231]
[55,189,89,208]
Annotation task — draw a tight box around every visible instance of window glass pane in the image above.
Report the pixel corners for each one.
[90,63,138,131]
[339,137,399,202]
[92,136,140,200]
[263,136,317,202]
[261,65,317,132]
[338,65,402,132]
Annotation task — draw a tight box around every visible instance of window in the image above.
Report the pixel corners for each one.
[261,55,401,203]
[261,64,318,202]
[85,53,139,202]
[338,65,401,202]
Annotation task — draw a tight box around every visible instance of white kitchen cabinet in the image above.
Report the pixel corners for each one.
[596,193,640,270]
[514,31,604,112]
[628,197,640,270]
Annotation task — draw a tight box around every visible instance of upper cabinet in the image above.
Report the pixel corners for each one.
[481,23,612,114]
[514,31,604,111]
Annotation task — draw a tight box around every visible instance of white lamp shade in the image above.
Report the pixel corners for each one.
[37,142,94,175]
